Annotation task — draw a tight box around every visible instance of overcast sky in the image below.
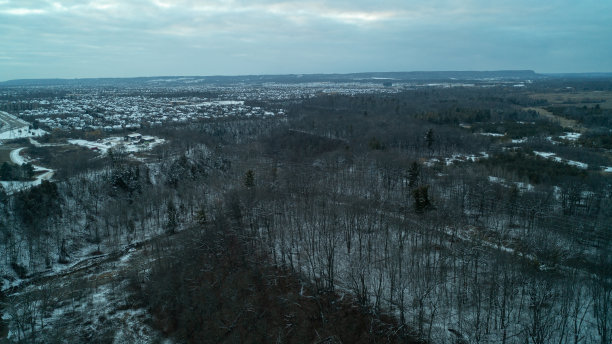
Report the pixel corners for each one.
[1,0,611,80]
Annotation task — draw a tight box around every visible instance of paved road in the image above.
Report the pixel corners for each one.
[0,111,29,132]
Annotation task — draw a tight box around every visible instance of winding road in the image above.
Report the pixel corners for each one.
[0,147,55,194]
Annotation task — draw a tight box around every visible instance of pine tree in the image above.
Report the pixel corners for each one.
[368,137,383,150]
[426,128,434,150]
[22,163,34,180]
[0,162,12,181]
[244,169,255,188]
[412,185,432,213]
[166,200,178,234]
[196,207,208,226]
[408,161,420,188]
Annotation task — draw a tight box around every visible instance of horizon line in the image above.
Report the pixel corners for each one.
[4,70,612,83]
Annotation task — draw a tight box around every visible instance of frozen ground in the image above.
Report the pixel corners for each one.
[425,152,489,167]
[559,132,581,141]
[511,137,527,143]
[0,111,46,141]
[0,127,47,141]
[478,132,504,137]
[68,136,165,155]
[28,137,65,148]
[488,175,534,191]
[0,147,55,194]
[533,150,589,169]
[3,240,166,343]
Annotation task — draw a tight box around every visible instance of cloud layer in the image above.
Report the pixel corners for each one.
[1,0,611,80]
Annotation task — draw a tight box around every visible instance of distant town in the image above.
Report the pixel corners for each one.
[0,74,537,133]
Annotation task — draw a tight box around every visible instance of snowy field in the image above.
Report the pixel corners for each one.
[68,135,165,155]
[559,132,581,141]
[0,127,47,141]
[0,111,46,141]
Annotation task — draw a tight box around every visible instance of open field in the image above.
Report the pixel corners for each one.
[529,90,612,109]
[523,106,585,131]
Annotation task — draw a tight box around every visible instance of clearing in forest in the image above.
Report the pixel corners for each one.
[523,106,586,132]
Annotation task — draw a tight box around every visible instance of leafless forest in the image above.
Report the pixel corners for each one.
[1,78,611,343]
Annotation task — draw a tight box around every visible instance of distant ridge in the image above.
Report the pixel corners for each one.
[541,72,612,78]
[0,70,543,86]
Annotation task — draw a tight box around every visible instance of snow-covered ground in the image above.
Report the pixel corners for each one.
[0,127,47,141]
[488,175,534,191]
[533,151,556,159]
[559,132,581,141]
[3,244,164,343]
[425,151,489,167]
[533,150,589,169]
[0,111,46,141]
[68,135,165,155]
[566,160,588,169]
[28,137,65,147]
[0,147,55,194]
[197,100,244,106]
[9,147,27,165]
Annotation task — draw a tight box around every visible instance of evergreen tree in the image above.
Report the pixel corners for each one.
[196,207,208,226]
[0,289,4,337]
[368,137,384,150]
[166,200,178,234]
[412,185,432,213]
[244,169,255,188]
[426,128,434,150]
[22,163,34,180]
[408,161,420,188]
[0,162,12,180]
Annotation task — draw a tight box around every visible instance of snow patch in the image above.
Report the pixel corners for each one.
[197,100,244,106]
[533,151,588,169]
[566,160,588,169]
[559,132,581,141]
[68,136,165,155]
[489,175,534,191]
[488,176,504,183]
[426,152,489,167]
[0,126,47,140]
[533,151,555,158]
[29,137,64,147]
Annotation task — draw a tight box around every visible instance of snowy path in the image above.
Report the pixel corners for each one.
[28,137,66,147]
[9,147,27,165]
[0,147,55,194]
